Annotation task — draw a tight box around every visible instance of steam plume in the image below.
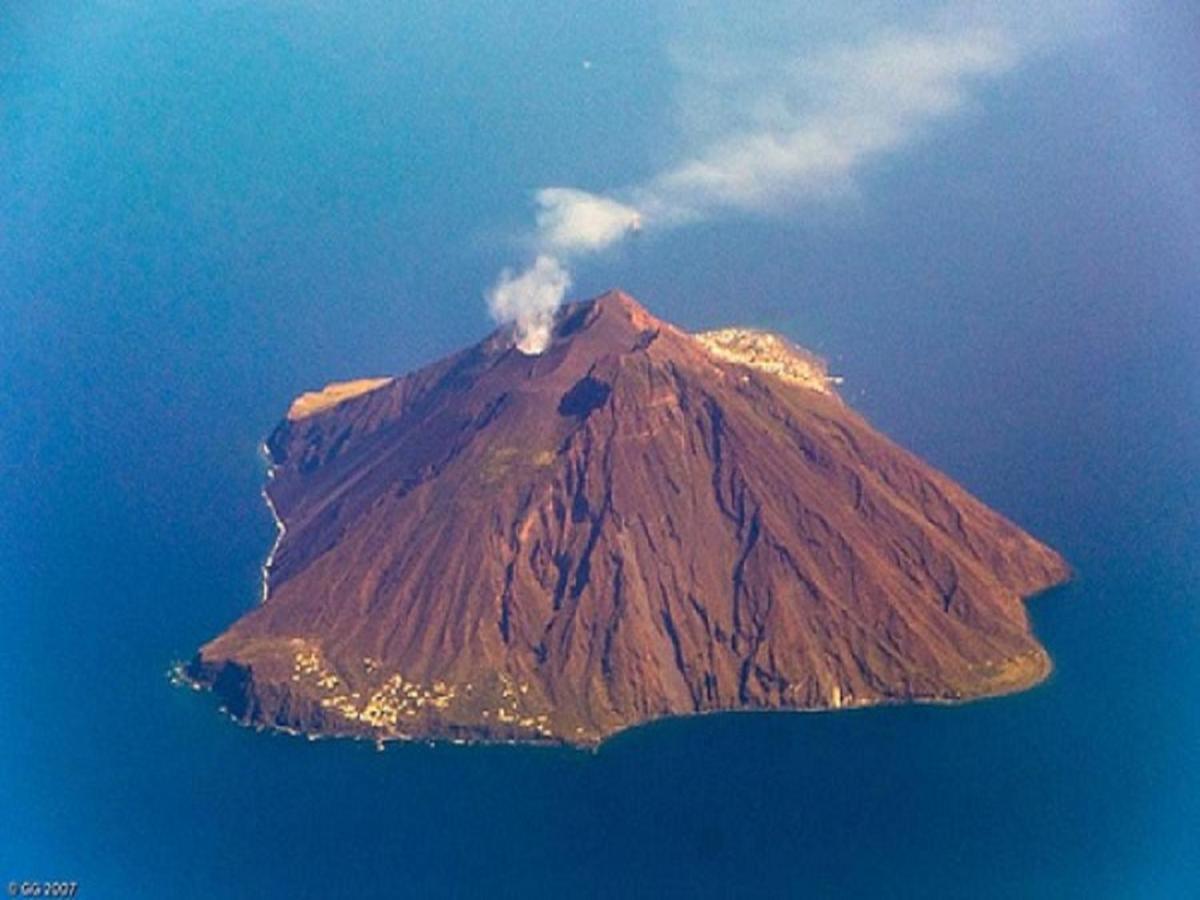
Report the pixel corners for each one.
[486,255,572,355]
[535,188,642,253]
[485,4,1101,353]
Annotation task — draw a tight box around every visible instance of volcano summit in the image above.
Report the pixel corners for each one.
[188,291,1069,747]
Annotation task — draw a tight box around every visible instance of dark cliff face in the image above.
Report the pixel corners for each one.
[191,290,1070,746]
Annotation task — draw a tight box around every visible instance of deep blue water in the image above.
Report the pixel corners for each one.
[2,3,1198,897]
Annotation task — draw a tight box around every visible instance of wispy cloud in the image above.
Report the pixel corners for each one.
[485,4,1089,352]
[642,29,1015,219]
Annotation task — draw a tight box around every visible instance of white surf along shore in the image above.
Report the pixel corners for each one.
[258,441,287,604]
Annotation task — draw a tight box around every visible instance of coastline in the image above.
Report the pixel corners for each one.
[176,639,1058,754]
[177,380,1071,754]
[257,441,286,605]
[177,512,1066,753]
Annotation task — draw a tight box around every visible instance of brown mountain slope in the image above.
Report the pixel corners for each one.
[188,290,1069,746]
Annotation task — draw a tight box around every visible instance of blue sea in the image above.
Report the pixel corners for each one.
[2,3,1197,896]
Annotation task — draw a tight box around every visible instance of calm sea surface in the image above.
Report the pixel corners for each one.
[2,3,1197,896]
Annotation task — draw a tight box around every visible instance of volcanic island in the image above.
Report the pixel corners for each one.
[187,291,1069,747]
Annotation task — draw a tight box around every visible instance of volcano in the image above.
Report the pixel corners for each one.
[188,290,1069,746]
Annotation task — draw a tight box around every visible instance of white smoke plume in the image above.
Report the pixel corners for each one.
[535,188,642,254]
[486,255,572,354]
[485,3,1103,353]
[485,191,640,355]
